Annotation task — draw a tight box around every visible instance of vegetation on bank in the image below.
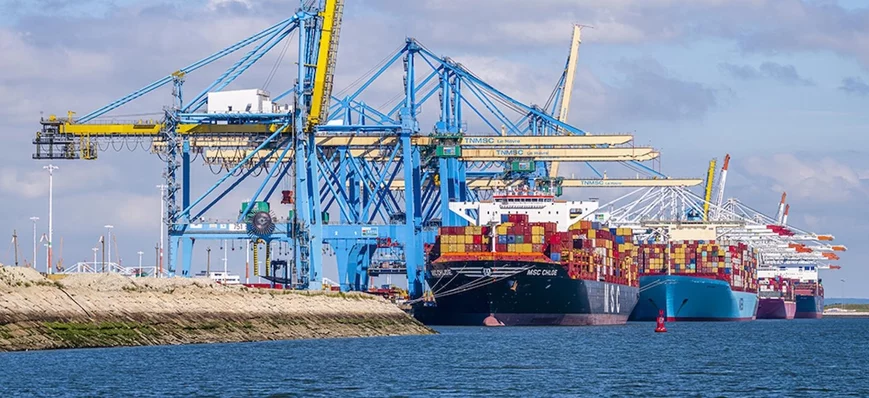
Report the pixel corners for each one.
[825,303,869,312]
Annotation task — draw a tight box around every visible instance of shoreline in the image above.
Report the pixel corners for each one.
[823,312,869,318]
[0,266,435,352]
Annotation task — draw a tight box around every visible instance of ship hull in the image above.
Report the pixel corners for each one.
[795,294,824,319]
[415,260,639,326]
[756,298,796,320]
[630,275,758,321]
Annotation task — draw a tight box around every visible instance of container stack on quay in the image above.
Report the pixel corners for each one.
[637,241,758,293]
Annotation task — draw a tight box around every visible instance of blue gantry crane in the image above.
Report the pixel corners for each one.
[31,1,700,299]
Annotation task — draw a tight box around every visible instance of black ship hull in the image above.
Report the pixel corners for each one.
[413,260,639,326]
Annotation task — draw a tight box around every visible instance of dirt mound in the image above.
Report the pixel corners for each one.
[131,276,223,292]
[59,274,225,292]
[0,265,48,289]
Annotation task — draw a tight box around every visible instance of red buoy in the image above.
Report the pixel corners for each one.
[655,309,667,333]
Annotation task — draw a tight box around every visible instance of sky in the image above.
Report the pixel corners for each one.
[0,0,867,297]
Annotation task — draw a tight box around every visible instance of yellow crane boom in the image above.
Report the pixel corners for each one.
[307,0,344,131]
[703,158,716,221]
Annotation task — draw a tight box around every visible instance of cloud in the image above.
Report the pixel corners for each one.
[839,77,869,96]
[758,62,814,86]
[719,62,814,86]
[719,63,761,80]
[354,0,869,70]
[739,152,869,204]
[605,58,720,121]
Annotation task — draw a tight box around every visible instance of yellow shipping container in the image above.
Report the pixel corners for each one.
[588,230,596,239]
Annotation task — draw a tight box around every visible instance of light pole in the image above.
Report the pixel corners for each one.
[100,236,106,272]
[92,247,98,272]
[156,184,167,278]
[29,217,39,268]
[43,164,58,274]
[104,225,114,268]
[137,251,144,278]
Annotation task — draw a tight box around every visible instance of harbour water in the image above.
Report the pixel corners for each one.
[1,318,866,397]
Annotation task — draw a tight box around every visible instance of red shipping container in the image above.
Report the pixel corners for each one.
[473,235,482,244]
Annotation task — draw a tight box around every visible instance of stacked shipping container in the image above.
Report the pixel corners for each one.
[759,277,795,301]
[637,241,758,293]
[793,281,824,297]
[438,225,492,253]
[434,216,639,287]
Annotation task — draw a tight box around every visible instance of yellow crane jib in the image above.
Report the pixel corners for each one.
[307,0,344,131]
[703,158,717,221]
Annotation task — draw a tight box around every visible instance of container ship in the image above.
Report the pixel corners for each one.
[794,280,824,319]
[629,240,759,321]
[757,265,824,319]
[413,192,639,326]
[756,276,796,319]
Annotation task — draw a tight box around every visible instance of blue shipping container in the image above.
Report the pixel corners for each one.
[500,214,509,223]
[498,236,507,244]
[507,235,516,243]
[551,253,561,261]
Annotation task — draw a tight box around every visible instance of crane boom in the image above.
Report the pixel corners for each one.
[703,158,716,221]
[776,192,787,224]
[714,154,730,215]
[549,24,582,178]
[307,0,344,131]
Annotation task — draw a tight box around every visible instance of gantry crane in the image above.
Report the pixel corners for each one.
[30,2,702,298]
[595,155,845,283]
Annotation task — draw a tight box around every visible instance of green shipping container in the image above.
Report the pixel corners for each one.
[241,201,270,214]
[510,160,535,172]
[322,211,330,224]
